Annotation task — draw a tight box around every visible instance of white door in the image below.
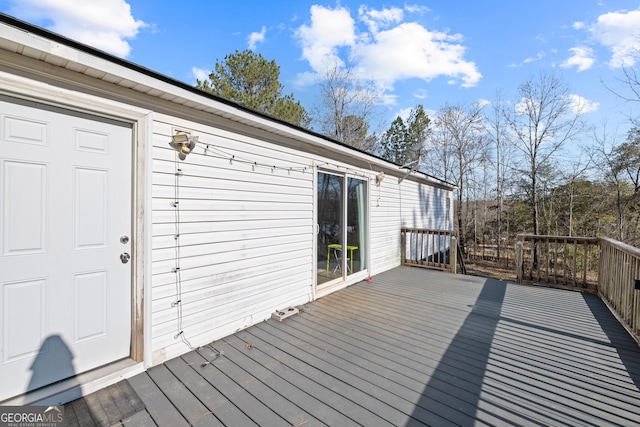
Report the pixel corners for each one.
[0,96,132,401]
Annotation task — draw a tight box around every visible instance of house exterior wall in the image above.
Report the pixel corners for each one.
[369,177,454,277]
[149,117,317,362]
[400,179,453,230]
[370,177,402,275]
[148,115,453,363]
[0,17,455,401]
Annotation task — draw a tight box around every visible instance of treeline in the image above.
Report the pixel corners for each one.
[196,50,640,252]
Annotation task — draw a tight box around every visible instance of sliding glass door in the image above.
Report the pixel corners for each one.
[317,171,367,286]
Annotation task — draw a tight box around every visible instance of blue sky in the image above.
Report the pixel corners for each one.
[2,0,640,140]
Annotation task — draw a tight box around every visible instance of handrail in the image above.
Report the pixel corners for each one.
[598,237,640,338]
[401,228,457,273]
[515,234,640,343]
[515,234,600,290]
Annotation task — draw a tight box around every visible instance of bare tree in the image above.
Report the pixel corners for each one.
[313,61,380,151]
[428,102,487,253]
[603,59,640,104]
[590,125,626,240]
[505,72,587,250]
[484,91,515,261]
[560,157,592,237]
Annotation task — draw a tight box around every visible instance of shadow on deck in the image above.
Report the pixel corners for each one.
[65,266,640,426]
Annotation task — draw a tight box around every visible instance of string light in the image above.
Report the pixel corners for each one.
[167,149,224,365]
[315,162,371,179]
[185,138,309,175]
[171,134,377,180]
[164,135,379,360]
[171,155,193,350]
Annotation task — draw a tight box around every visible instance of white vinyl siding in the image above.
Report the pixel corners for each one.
[150,120,315,361]
[148,115,453,361]
[369,178,402,276]
[368,177,452,276]
[400,180,452,230]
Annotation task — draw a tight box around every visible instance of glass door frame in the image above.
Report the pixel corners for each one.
[315,168,369,294]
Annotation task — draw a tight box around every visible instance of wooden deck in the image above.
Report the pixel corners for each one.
[65,266,640,426]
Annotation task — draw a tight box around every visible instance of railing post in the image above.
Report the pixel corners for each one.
[597,239,605,293]
[516,240,523,283]
[451,236,457,274]
[400,229,406,265]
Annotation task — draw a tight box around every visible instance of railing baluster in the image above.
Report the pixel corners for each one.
[400,228,456,272]
[517,234,600,291]
[545,238,550,283]
[584,240,588,285]
[572,239,577,287]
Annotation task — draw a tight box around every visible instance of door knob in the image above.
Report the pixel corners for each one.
[120,252,131,264]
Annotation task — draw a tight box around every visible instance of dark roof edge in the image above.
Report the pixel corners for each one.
[0,12,455,189]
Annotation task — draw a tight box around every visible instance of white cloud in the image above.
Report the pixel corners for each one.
[292,71,318,89]
[515,97,535,116]
[413,88,428,99]
[524,51,546,64]
[294,4,481,99]
[516,94,598,117]
[358,5,403,34]
[295,5,357,73]
[587,8,640,68]
[354,22,481,89]
[191,67,210,83]
[573,21,585,30]
[567,94,599,114]
[248,26,266,50]
[378,93,398,106]
[404,4,431,14]
[5,0,146,57]
[394,107,413,121]
[561,46,596,71]
[477,98,491,109]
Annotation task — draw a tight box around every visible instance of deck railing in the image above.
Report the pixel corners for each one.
[598,237,640,337]
[515,234,600,290]
[401,228,457,273]
[515,234,640,342]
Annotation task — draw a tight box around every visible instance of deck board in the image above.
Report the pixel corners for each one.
[251,318,455,426]
[255,324,464,425]
[164,353,259,427]
[235,327,387,427]
[247,323,406,426]
[190,340,325,427]
[65,266,640,426]
[180,349,288,426]
[213,336,332,426]
[127,370,189,427]
[145,363,221,427]
[65,397,97,427]
[278,310,478,412]
[121,410,156,427]
[63,380,146,427]
[220,333,359,427]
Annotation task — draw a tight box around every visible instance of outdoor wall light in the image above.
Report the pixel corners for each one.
[375,172,385,186]
[170,132,198,160]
